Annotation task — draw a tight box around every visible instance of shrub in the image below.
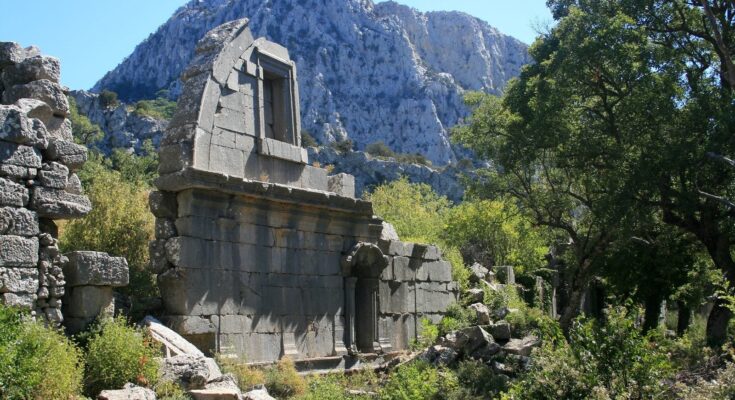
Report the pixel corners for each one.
[301,131,318,148]
[264,357,307,398]
[504,307,673,399]
[0,305,84,399]
[217,356,266,391]
[365,141,396,158]
[84,317,160,396]
[155,380,191,400]
[299,375,350,400]
[99,89,120,109]
[676,362,735,399]
[59,154,156,310]
[413,318,439,349]
[438,302,475,336]
[331,139,353,153]
[133,96,177,120]
[381,361,459,400]
[455,359,508,398]
[395,153,431,166]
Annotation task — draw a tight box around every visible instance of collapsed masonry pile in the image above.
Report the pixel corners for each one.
[0,42,128,325]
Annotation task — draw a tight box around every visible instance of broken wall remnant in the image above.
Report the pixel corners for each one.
[0,42,129,327]
[151,19,458,363]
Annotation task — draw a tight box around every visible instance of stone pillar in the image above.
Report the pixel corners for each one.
[344,276,357,354]
[62,251,129,333]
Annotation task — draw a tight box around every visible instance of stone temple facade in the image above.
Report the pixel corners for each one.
[0,42,129,328]
[150,19,458,363]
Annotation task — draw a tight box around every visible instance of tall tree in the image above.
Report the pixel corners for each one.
[455,0,735,343]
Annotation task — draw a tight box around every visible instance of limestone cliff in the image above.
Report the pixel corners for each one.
[92,0,529,165]
[70,90,166,154]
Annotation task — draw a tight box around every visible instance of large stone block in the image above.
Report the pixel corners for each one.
[0,105,48,148]
[37,161,68,189]
[0,178,28,207]
[63,251,129,287]
[0,141,42,168]
[0,207,38,236]
[2,79,69,116]
[149,190,178,218]
[1,55,61,86]
[327,173,355,198]
[158,267,241,316]
[30,186,91,218]
[62,285,114,318]
[45,139,87,170]
[0,42,40,67]
[0,235,38,267]
[416,260,453,282]
[0,267,38,293]
[2,292,35,308]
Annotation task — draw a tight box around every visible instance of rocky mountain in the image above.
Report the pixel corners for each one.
[92,0,530,165]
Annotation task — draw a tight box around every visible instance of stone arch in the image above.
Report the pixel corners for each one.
[341,243,389,353]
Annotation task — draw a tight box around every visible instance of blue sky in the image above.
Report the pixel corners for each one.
[0,1,551,91]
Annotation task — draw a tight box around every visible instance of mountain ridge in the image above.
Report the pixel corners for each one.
[91,0,529,165]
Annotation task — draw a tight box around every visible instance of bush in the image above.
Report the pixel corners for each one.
[83,317,160,396]
[365,141,396,158]
[59,154,156,310]
[0,305,84,399]
[455,359,509,398]
[504,307,673,399]
[438,303,475,336]
[301,131,318,148]
[155,380,191,400]
[676,362,735,399]
[264,357,307,398]
[331,139,353,153]
[217,356,266,391]
[381,361,460,400]
[395,153,431,166]
[99,89,120,109]
[133,96,177,120]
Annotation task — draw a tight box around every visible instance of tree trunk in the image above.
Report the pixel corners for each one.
[706,298,733,347]
[704,237,735,346]
[676,300,691,336]
[643,294,662,333]
[559,275,590,334]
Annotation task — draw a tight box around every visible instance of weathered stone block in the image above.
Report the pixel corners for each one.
[0,105,48,148]
[45,139,87,170]
[392,256,414,282]
[149,239,172,274]
[0,141,42,168]
[30,186,91,218]
[416,260,453,282]
[159,142,193,174]
[63,251,129,287]
[37,161,68,188]
[149,190,178,218]
[0,177,28,207]
[2,79,69,116]
[2,292,35,308]
[0,267,38,293]
[62,285,114,318]
[0,207,38,236]
[0,42,40,67]
[0,235,38,267]
[327,173,355,198]
[1,55,60,86]
[0,164,36,179]
[155,218,177,239]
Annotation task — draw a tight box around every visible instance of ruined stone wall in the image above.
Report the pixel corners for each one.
[377,240,458,351]
[0,43,90,323]
[151,187,382,362]
[0,43,129,329]
[150,20,459,363]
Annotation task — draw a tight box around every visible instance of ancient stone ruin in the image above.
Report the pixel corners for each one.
[150,19,458,363]
[0,42,128,328]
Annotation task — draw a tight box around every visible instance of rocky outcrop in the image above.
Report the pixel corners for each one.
[92,0,529,164]
[70,90,167,155]
[309,146,466,201]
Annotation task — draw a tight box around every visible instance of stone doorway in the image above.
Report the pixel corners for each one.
[341,243,388,354]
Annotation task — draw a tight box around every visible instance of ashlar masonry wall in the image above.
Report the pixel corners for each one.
[150,19,458,363]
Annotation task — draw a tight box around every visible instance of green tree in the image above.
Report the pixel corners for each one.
[443,199,548,276]
[59,154,156,307]
[455,0,735,344]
